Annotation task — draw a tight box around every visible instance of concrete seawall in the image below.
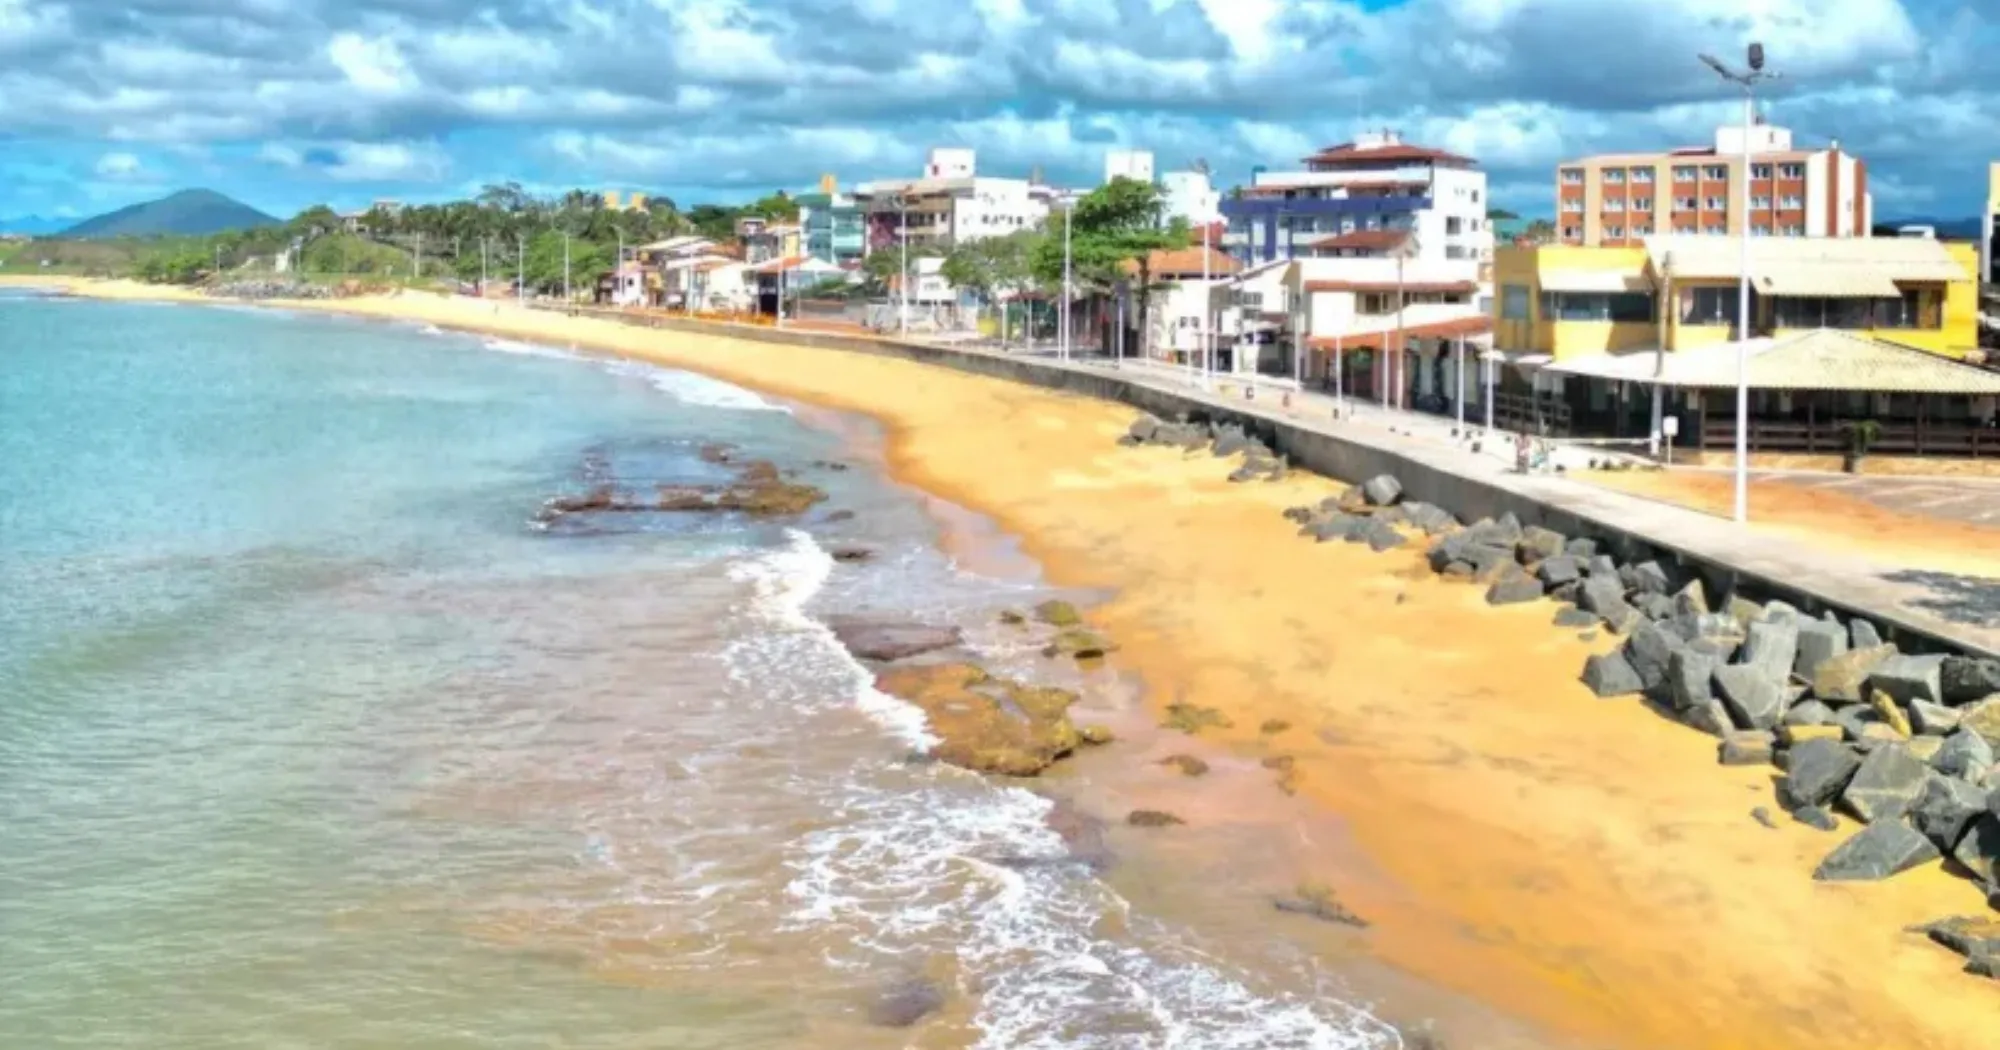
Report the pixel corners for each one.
[570,307,1999,661]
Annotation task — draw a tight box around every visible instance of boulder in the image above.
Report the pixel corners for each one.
[1536,555,1583,587]
[1272,883,1369,928]
[1675,613,1746,655]
[1635,592,1676,622]
[1600,602,1647,636]
[867,976,946,1028]
[1781,725,1845,749]
[1581,651,1645,698]
[1565,537,1600,559]
[1910,775,1990,850]
[1913,915,2000,961]
[1869,653,1947,706]
[1517,526,1566,564]
[1779,738,1864,809]
[1907,736,1944,764]
[1932,728,1996,781]
[1851,619,1884,649]
[1670,579,1710,621]
[1461,515,1522,550]
[1715,664,1787,730]
[1811,644,1898,704]
[1043,628,1115,661]
[1941,657,2000,705]
[1792,619,1849,681]
[1783,700,1837,727]
[1740,618,1800,684]
[1792,805,1840,832]
[1161,703,1232,734]
[1910,700,1963,736]
[1485,567,1546,606]
[1577,575,1629,617]
[1360,519,1407,552]
[1587,554,1620,579]
[1832,704,1882,741]
[1306,515,1362,543]
[1553,605,1599,629]
[1360,474,1404,506]
[1870,689,1914,739]
[1855,724,1910,752]
[1719,730,1777,766]
[1952,815,2000,883]
[1962,698,2000,746]
[1666,647,1720,714]
[1127,415,1162,443]
[1838,743,1931,823]
[1812,818,1940,881]
[1676,697,1730,737]
[1623,621,1686,694]
[1625,560,1671,597]
[1077,725,1115,746]
[1034,599,1083,627]
[827,618,965,662]
[874,663,1083,776]
[1724,595,1766,630]
[1403,502,1458,535]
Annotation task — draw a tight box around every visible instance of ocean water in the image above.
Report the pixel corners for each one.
[0,294,1399,1049]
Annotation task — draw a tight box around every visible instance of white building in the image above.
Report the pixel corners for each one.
[1291,256,1490,404]
[1160,170,1222,229]
[1221,130,1494,268]
[854,148,1058,253]
[1105,149,1156,185]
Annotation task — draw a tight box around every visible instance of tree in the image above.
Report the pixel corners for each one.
[941,229,1040,305]
[1031,178,1188,349]
[1487,207,1520,220]
[861,242,939,296]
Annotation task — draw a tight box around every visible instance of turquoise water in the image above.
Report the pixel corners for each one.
[0,296,1398,1049]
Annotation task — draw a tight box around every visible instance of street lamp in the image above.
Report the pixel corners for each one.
[1061,196,1074,362]
[1700,42,1781,524]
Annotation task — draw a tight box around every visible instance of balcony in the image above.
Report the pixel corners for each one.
[1222,196,1433,263]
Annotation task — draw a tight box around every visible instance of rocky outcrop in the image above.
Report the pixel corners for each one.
[827,618,964,662]
[536,443,827,526]
[1272,882,1369,928]
[873,663,1084,777]
[1127,809,1185,828]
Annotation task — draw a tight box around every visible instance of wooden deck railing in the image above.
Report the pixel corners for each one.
[1698,420,2000,458]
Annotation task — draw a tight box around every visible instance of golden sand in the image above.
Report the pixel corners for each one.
[39,283,2000,1049]
[1583,467,2000,581]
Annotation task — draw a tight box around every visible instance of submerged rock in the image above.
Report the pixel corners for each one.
[535,448,829,526]
[1033,599,1083,627]
[1272,882,1369,927]
[1159,754,1210,777]
[866,976,945,1028]
[874,663,1083,776]
[1162,703,1233,734]
[1042,628,1114,661]
[1127,809,1185,828]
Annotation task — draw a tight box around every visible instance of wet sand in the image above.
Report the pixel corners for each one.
[1582,467,2000,580]
[40,284,2000,1048]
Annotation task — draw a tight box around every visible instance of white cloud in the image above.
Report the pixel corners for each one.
[322,141,449,182]
[327,33,416,94]
[92,152,144,179]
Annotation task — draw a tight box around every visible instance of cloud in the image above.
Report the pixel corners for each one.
[0,0,1991,218]
[93,151,145,179]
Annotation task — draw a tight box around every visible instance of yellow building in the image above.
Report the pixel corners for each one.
[1489,236,1999,457]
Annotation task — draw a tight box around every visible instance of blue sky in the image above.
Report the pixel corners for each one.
[1,0,1994,222]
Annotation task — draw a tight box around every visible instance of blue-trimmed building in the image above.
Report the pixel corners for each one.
[1220,131,1493,269]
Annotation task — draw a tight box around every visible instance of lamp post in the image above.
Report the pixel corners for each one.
[561,230,571,304]
[1061,197,1074,362]
[1701,43,1781,524]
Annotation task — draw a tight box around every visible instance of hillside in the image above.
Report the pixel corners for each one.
[61,189,278,239]
[0,214,65,236]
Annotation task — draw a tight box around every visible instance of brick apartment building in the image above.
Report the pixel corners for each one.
[1556,121,1871,247]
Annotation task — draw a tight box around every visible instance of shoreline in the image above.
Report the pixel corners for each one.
[21,279,2000,1049]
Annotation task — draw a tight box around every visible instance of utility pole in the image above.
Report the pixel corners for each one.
[480,237,488,295]
[562,230,571,304]
[517,237,524,304]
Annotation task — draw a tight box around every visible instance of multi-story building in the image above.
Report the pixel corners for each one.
[736,217,802,265]
[599,191,649,212]
[1488,234,1995,455]
[1105,149,1155,185]
[1555,122,1872,248]
[853,148,1058,254]
[797,175,864,266]
[1219,130,1493,267]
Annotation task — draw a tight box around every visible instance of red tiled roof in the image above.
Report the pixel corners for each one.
[1301,230,1410,252]
[1340,179,1430,192]
[1302,279,1480,295]
[1306,316,1492,351]
[1304,142,1476,167]
[750,255,810,274]
[1127,246,1240,278]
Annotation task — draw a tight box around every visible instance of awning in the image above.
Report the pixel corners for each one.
[1539,329,2000,394]
[1539,270,1649,294]
[1753,268,1903,299]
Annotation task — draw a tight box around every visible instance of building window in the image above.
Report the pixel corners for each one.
[1751,195,1772,209]
[1778,163,1805,179]
[1674,225,1697,235]
[1358,292,1396,314]
[1704,196,1728,210]
[1446,217,1464,234]
[1539,291,1655,323]
[1683,287,1741,326]
[1561,226,1581,241]
[1751,163,1773,179]
[1561,198,1583,213]
[1603,169,1625,184]
[1561,168,1584,185]
[1502,284,1532,320]
[1782,224,1804,236]
[1780,195,1803,209]
[1605,225,1624,238]
[1632,225,1653,237]
[1631,168,1654,184]
[1752,225,1771,236]
[1702,224,1725,235]
[1773,291,1937,331]
[1703,165,1729,180]
[1631,198,1653,213]
[1673,197,1697,211]
[1673,166,1697,183]
[1604,198,1624,213]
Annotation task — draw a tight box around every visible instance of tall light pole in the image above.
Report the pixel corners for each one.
[561,230,571,304]
[1701,43,1780,524]
[1061,197,1074,362]
[516,237,525,304]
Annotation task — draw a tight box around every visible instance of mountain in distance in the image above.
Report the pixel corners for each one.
[0,214,66,236]
[60,189,280,239]
[1875,216,1984,240]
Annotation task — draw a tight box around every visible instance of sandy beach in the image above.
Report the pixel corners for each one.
[22,279,1999,1049]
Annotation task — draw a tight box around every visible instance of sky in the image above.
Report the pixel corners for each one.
[0,0,1994,222]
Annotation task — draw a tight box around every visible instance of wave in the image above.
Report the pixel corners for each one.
[604,360,787,414]
[722,531,1400,1049]
[480,337,580,362]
